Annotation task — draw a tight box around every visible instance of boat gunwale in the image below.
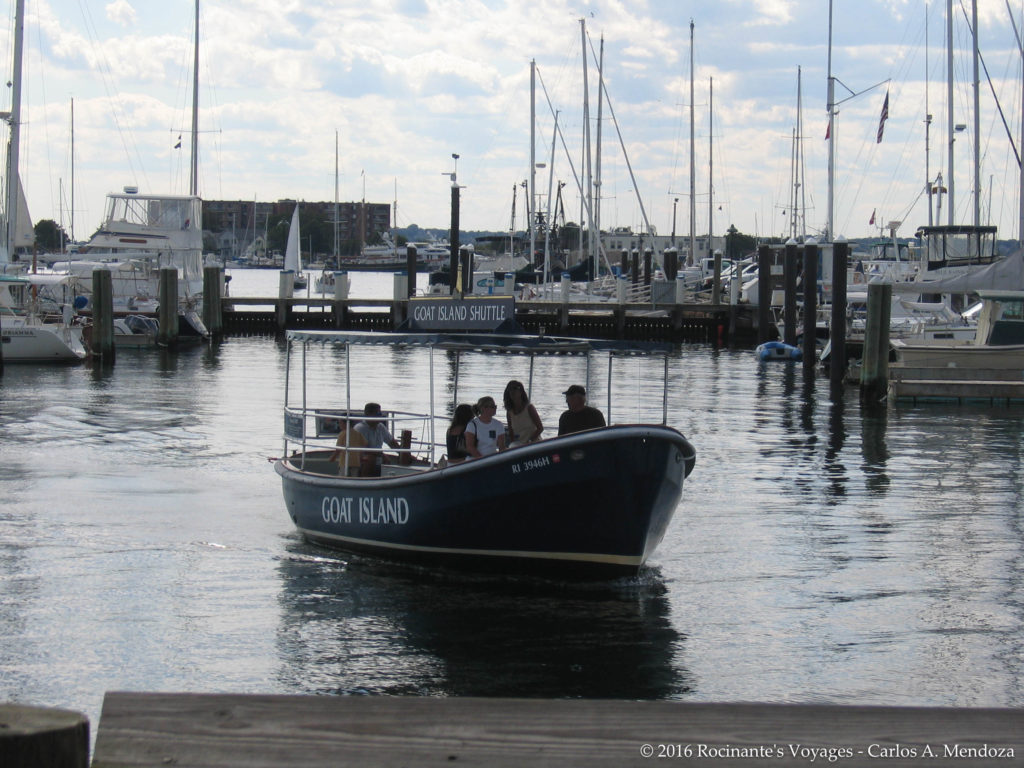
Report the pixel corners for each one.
[277,423,695,488]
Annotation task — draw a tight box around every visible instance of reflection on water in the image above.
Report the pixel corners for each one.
[275,541,690,699]
[1,328,1024,737]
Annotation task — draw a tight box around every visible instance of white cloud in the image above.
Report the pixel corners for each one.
[105,0,137,28]
[11,0,1024,242]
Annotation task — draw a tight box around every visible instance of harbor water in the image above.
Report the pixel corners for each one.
[1,271,1022,742]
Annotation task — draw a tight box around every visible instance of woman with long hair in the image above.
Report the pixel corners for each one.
[503,380,543,447]
[445,403,475,463]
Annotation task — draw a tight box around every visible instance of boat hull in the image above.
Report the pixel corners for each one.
[0,319,87,362]
[276,425,694,578]
[891,341,1024,369]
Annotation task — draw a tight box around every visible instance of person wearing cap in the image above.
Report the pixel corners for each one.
[558,384,606,436]
[355,402,400,476]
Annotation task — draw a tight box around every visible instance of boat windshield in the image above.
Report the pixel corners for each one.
[105,195,200,232]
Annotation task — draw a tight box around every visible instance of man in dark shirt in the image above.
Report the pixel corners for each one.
[557,384,606,435]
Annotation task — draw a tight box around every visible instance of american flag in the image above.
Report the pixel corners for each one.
[876,92,889,144]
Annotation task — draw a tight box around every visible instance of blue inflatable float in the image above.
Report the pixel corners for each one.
[755,341,803,362]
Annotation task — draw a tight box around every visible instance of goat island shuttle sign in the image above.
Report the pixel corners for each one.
[407,296,515,331]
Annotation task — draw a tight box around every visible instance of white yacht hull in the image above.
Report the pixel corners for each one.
[1,317,87,362]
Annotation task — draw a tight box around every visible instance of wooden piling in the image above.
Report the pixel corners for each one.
[783,238,798,346]
[711,249,722,305]
[643,248,652,286]
[92,268,115,362]
[801,239,818,372]
[756,245,772,343]
[830,239,849,394]
[860,281,892,402]
[406,245,417,298]
[391,273,408,329]
[459,247,472,298]
[664,247,678,280]
[157,267,179,347]
[277,271,294,330]
[202,265,223,337]
[331,272,349,329]
[0,703,89,768]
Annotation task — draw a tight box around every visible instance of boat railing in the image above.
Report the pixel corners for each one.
[283,406,446,471]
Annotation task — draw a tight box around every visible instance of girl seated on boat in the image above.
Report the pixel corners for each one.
[444,404,475,464]
[465,396,507,458]
[328,417,367,476]
[503,380,543,447]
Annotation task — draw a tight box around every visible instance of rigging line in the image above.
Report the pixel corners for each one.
[957,0,1020,167]
[584,32,654,243]
[73,0,149,192]
[535,65,611,272]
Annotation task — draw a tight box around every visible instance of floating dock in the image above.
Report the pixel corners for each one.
[888,365,1024,404]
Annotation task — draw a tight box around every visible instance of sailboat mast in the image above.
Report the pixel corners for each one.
[947,0,955,225]
[926,4,933,228]
[581,19,593,276]
[334,131,339,260]
[595,35,604,262]
[4,0,25,262]
[708,77,713,256]
[972,0,981,227]
[189,0,200,197]
[544,114,558,285]
[530,59,536,267]
[688,20,696,267]
[826,1,835,242]
[70,98,75,242]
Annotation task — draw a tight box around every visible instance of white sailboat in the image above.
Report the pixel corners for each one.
[284,204,306,290]
[0,0,87,363]
[48,0,209,340]
[0,275,88,362]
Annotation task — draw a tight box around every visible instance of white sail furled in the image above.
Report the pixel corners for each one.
[14,177,34,247]
[284,205,302,273]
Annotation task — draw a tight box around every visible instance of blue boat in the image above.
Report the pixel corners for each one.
[755,340,803,362]
[275,331,696,579]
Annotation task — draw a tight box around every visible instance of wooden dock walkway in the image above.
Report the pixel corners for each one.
[220,296,745,343]
[7,693,1022,766]
[83,693,1022,767]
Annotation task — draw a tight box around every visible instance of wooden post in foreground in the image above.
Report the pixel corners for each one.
[0,703,89,768]
[860,281,892,402]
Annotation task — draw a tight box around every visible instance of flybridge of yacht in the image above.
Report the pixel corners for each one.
[102,193,202,234]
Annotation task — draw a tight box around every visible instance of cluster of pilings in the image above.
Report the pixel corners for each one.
[756,238,890,400]
[87,265,225,365]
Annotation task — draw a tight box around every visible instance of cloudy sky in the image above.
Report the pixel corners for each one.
[5,0,1024,244]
